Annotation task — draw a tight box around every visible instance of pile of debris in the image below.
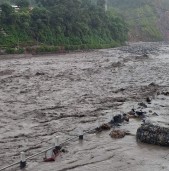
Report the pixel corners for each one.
[95,113,129,133]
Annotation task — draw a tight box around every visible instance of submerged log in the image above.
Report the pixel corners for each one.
[136,124,169,146]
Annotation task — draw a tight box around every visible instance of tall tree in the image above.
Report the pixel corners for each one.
[15,0,29,8]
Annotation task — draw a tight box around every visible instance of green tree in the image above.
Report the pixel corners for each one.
[0,3,14,24]
[0,0,129,50]
[15,0,29,8]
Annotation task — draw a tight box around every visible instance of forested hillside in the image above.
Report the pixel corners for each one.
[108,0,169,41]
[1,0,168,54]
[0,0,128,54]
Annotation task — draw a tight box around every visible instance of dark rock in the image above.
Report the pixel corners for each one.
[115,97,126,102]
[146,97,151,103]
[110,113,129,125]
[115,114,127,123]
[35,72,45,76]
[149,82,157,86]
[136,124,169,146]
[138,102,147,108]
[152,112,159,116]
[61,149,68,153]
[114,88,125,93]
[128,108,146,119]
[161,91,169,96]
[119,88,125,91]
[135,110,146,118]
[113,114,122,123]
[20,90,27,94]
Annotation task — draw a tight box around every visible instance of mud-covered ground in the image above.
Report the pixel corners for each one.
[1,42,169,171]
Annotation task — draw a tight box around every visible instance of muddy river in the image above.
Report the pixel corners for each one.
[1,42,169,171]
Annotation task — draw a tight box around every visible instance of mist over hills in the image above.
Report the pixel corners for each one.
[108,0,169,41]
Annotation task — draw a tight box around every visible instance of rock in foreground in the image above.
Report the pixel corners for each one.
[136,124,169,146]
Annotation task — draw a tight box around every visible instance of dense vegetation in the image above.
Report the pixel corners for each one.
[0,0,128,54]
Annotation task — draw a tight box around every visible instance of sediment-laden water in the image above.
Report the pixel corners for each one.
[1,42,169,171]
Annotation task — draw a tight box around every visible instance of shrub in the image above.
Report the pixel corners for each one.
[6,48,16,54]
[17,48,24,54]
[35,45,60,54]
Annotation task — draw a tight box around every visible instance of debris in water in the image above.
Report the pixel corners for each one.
[43,147,62,162]
[146,97,151,103]
[100,123,111,130]
[138,102,147,108]
[128,108,146,119]
[149,82,158,87]
[135,110,146,118]
[152,112,159,116]
[109,130,127,138]
[161,91,169,96]
[110,114,129,125]
[95,123,111,132]
[35,72,45,76]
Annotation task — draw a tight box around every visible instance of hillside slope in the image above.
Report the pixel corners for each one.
[0,0,128,54]
[108,0,169,41]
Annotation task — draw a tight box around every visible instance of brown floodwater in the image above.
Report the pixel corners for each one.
[0,42,169,171]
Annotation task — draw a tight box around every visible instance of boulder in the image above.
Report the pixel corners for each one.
[136,124,169,146]
[110,130,126,138]
[110,114,129,125]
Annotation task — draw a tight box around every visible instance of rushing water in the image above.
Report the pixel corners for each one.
[0,42,169,171]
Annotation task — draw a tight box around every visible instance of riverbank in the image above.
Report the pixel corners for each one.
[0,41,121,56]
